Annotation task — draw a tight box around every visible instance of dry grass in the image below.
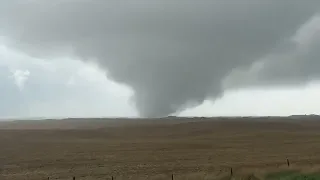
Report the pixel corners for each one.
[1,117,320,179]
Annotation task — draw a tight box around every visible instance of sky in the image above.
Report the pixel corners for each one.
[0,1,320,118]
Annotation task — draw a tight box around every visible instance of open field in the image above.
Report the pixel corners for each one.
[1,117,320,179]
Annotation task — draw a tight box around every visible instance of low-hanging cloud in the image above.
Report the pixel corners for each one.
[0,1,320,117]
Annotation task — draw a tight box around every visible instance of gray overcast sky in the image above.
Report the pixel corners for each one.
[0,0,320,118]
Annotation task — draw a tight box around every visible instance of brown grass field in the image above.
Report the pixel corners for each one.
[1,117,320,180]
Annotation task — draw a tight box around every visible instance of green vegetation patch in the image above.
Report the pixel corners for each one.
[265,171,320,180]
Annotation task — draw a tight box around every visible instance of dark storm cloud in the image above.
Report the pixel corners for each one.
[0,0,319,117]
[224,20,320,89]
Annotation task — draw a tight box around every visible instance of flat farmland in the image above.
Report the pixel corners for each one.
[1,117,320,180]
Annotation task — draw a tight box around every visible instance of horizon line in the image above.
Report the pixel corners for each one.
[0,114,319,121]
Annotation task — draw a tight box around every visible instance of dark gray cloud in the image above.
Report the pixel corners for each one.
[0,0,320,117]
[224,19,320,89]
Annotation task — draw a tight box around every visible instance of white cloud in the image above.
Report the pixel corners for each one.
[292,13,320,47]
[10,69,30,90]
